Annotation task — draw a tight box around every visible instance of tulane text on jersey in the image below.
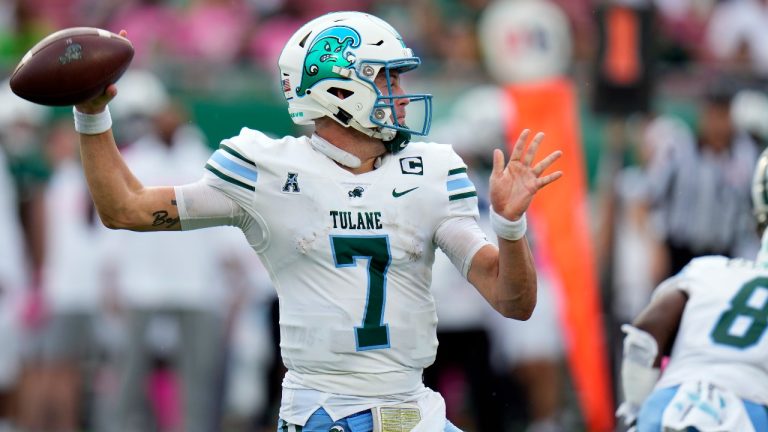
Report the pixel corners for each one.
[330,210,383,230]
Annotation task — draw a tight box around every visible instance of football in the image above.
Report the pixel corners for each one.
[9,27,134,106]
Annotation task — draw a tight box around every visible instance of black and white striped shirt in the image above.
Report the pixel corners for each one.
[646,131,760,258]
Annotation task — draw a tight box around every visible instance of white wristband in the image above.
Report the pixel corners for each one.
[490,206,527,241]
[73,106,112,135]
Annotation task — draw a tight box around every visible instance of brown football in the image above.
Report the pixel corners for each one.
[9,27,134,106]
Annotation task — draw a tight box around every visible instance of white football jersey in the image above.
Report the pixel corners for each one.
[189,128,484,396]
[655,256,768,405]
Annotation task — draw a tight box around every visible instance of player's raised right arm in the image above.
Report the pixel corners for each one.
[76,84,180,232]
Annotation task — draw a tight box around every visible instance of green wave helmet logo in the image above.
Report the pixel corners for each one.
[296,26,361,97]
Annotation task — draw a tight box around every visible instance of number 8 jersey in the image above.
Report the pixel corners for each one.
[654,256,768,406]
[175,128,491,397]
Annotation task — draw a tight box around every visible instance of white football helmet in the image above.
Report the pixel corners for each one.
[278,11,432,153]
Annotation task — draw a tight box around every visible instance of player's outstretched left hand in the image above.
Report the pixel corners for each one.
[489,129,562,221]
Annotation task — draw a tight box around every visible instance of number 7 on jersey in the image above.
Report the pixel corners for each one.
[330,235,392,351]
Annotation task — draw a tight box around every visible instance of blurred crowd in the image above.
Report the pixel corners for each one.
[3,0,768,79]
[2,0,768,431]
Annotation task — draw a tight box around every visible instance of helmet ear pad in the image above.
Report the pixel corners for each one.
[305,74,381,127]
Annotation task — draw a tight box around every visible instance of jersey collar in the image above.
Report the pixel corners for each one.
[310,134,383,170]
[310,134,362,169]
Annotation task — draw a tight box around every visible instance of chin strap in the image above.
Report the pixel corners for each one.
[384,130,411,154]
[310,134,362,168]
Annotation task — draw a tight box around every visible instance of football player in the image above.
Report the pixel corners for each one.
[616,148,768,431]
[72,12,562,432]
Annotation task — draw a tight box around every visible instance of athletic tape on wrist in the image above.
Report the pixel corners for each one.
[490,206,527,241]
[73,106,112,135]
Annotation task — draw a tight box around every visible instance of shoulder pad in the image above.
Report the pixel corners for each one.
[681,255,731,275]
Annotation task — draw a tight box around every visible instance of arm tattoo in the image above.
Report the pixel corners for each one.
[152,210,180,228]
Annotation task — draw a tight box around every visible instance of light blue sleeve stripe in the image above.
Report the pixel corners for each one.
[211,151,258,182]
[447,177,474,191]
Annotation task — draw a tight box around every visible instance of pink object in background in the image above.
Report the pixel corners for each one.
[176,1,251,63]
[20,287,47,331]
[661,356,670,371]
[108,3,180,67]
[438,367,468,421]
[148,369,181,432]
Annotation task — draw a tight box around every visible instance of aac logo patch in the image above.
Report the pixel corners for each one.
[281,172,300,193]
[399,156,423,175]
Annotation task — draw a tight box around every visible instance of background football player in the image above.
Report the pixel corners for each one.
[616,148,768,431]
